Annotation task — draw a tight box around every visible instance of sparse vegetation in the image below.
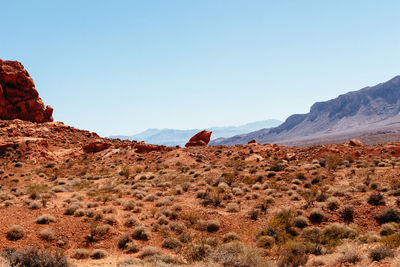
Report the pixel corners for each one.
[2,119,400,266]
[6,225,25,240]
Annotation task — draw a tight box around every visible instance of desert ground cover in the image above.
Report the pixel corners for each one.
[1,120,400,266]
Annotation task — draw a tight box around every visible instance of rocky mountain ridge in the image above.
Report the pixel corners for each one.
[211,75,400,146]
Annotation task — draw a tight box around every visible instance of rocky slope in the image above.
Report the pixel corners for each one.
[2,119,400,266]
[2,59,400,266]
[0,59,53,123]
[212,75,400,146]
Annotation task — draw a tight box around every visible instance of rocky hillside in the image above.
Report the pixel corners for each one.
[211,75,400,146]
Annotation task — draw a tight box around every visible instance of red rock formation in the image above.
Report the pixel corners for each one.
[0,59,53,123]
[83,141,111,153]
[134,143,174,153]
[185,130,212,147]
[247,140,257,144]
[348,139,363,147]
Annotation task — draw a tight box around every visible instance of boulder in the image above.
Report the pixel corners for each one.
[0,59,53,122]
[134,143,167,153]
[348,139,363,147]
[83,141,111,153]
[185,130,212,147]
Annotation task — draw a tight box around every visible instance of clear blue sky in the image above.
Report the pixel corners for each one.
[1,1,399,136]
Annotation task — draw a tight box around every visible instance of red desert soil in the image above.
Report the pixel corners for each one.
[0,119,400,266]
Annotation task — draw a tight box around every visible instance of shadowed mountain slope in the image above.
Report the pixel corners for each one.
[211,75,400,146]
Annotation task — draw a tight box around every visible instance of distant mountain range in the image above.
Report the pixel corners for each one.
[211,75,400,146]
[109,120,282,146]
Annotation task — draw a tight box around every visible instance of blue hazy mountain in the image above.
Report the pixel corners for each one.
[110,119,282,146]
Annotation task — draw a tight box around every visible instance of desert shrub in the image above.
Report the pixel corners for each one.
[325,154,342,171]
[380,223,397,236]
[39,228,55,241]
[196,190,207,199]
[104,214,118,225]
[358,231,380,243]
[341,205,354,222]
[90,249,107,259]
[102,205,116,214]
[367,192,385,206]
[29,201,42,210]
[162,237,182,249]
[3,247,69,266]
[124,216,139,227]
[296,173,306,180]
[170,222,186,234]
[132,226,150,240]
[270,162,284,172]
[294,216,308,228]
[118,234,131,249]
[226,202,240,213]
[64,204,80,215]
[256,235,275,248]
[171,203,183,211]
[157,215,169,225]
[73,208,86,217]
[336,244,363,264]
[257,209,295,244]
[122,200,135,210]
[223,232,240,243]
[201,191,222,207]
[326,197,340,210]
[71,249,90,259]
[88,224,111,242]
[155,198,172,207]
[6,225,25,240]
[381,232,400,247]
[125,242,140,254]
[206,220,220,233]
[369,246,394,262]
[249,208,260,220]
[278,242,308,267]
[211,241,270,267]
[139,246,162,259]
[94,211,104,221]
[309,209,324,223]
[302,227,322,244]
[321,223,357,246]
[36,214,56,224]
[185,243,212,262]
[179,232,192,244]
[375,208,400,224]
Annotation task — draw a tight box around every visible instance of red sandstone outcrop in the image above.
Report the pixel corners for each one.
[134,142,174,153]
[83,141,112,153]
[185,130,212,147]
[348,139,363,147]
[0,59,53,123]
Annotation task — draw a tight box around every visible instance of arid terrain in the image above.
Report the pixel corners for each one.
[2,60,400,266]
[1,119,400,266]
